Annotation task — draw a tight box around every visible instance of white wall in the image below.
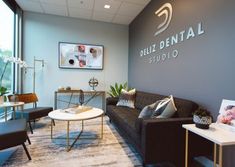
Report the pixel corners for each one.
[23,12,128,107]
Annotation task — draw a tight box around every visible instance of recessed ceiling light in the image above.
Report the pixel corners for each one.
[104,4,111,9]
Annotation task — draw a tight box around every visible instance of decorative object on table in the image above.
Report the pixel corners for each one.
[0,55,27,104]
[62,106,93,114]
[89,77,98,91]
[193,108,212,129]
[24,57,44,93]
[116,88,136,108]
[108,82,128,97]
[59,42,104,70]
[216,99,235,132]
[66,86,71,91]
[58,86,65,91]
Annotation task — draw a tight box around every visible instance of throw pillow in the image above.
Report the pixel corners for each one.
[138,100,162,119]
[169,95,177,111]
[152,95,177,118]
[155,100,176,118]
[116,89,136,108]
[152,98,171,117]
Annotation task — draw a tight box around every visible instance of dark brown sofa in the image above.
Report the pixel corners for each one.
[106,91,212,167]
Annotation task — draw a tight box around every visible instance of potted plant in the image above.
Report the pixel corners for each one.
[193,108,212,129]
[107,82,128,97]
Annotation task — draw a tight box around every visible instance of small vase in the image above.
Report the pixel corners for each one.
[193,115,212,129]
[0,96,4,104]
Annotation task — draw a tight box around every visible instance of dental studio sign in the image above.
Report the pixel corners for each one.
[139,3,205,64]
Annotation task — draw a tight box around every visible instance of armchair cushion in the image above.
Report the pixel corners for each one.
[16,107,53,120]
[0,119,27,150]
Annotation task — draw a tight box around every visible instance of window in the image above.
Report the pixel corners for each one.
[0,0,22,121]
[0,0,14,91]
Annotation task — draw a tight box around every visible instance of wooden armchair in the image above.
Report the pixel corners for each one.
[8,93,53,134]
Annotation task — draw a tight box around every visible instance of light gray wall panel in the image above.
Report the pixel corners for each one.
[23,12,128,108]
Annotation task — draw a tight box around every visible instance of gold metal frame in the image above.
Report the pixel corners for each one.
[184,130,223,167]
[51,114,104,152]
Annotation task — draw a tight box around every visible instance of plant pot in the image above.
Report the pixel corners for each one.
[193,115,212,129]
[0,96,4,104]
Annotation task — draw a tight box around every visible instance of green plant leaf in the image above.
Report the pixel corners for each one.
[110,86,118,97]
[0,86,7,96]
[119,84,123,95]
[123,82,127,90]
[107,92,115,97]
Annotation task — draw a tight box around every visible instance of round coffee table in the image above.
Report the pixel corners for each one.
[48,107,104,151]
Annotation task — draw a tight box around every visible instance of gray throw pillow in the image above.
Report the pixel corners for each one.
[138,101,161,118]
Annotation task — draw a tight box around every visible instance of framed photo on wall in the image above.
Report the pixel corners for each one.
[59,42,104,70]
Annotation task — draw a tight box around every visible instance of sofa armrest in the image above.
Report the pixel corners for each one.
[106,97,119,106]
[141,117,193,165]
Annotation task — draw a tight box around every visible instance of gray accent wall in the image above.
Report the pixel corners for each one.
[129,0,235,166]
[23,12,128,108]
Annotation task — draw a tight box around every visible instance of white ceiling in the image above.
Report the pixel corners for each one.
[15,0,151,25]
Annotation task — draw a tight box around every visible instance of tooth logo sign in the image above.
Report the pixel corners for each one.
[154,3,173,36]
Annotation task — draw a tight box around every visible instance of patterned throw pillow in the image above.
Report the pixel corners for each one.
[138,100,162,118]
[116,89,136,108]
[152,95,177,118]
[151,98,171,117]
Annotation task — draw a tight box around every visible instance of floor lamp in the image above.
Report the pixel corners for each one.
[26,57,44,93]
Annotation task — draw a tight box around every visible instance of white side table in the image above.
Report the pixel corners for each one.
[182,123,235,167]
[0,102,24,121]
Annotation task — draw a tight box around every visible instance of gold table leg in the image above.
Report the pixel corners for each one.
[214,143,217,167]
[185,130,188,167]
[219,145,223,167]
[101,115,103,139]
[13,106,16,120]
[67,121,70,152]
[4,107,7,122]
[21,105,24,118]
[51,119,53,139]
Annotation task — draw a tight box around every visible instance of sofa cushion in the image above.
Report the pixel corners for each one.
[117,89,136,108]
[135,91,165,110]
[107,105,140,143]
[174,99,197,118]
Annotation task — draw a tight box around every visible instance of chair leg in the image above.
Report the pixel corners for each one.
[22,143,31,160]
[27,135,31,145]
[28,121,33,134]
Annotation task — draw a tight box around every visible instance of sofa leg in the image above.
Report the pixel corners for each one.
[28,121,33,134]
[22,143,31,160]
[27,135,31,145]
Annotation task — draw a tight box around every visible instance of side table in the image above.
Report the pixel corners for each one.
[183,123,235,167]
[0,102,24,121]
